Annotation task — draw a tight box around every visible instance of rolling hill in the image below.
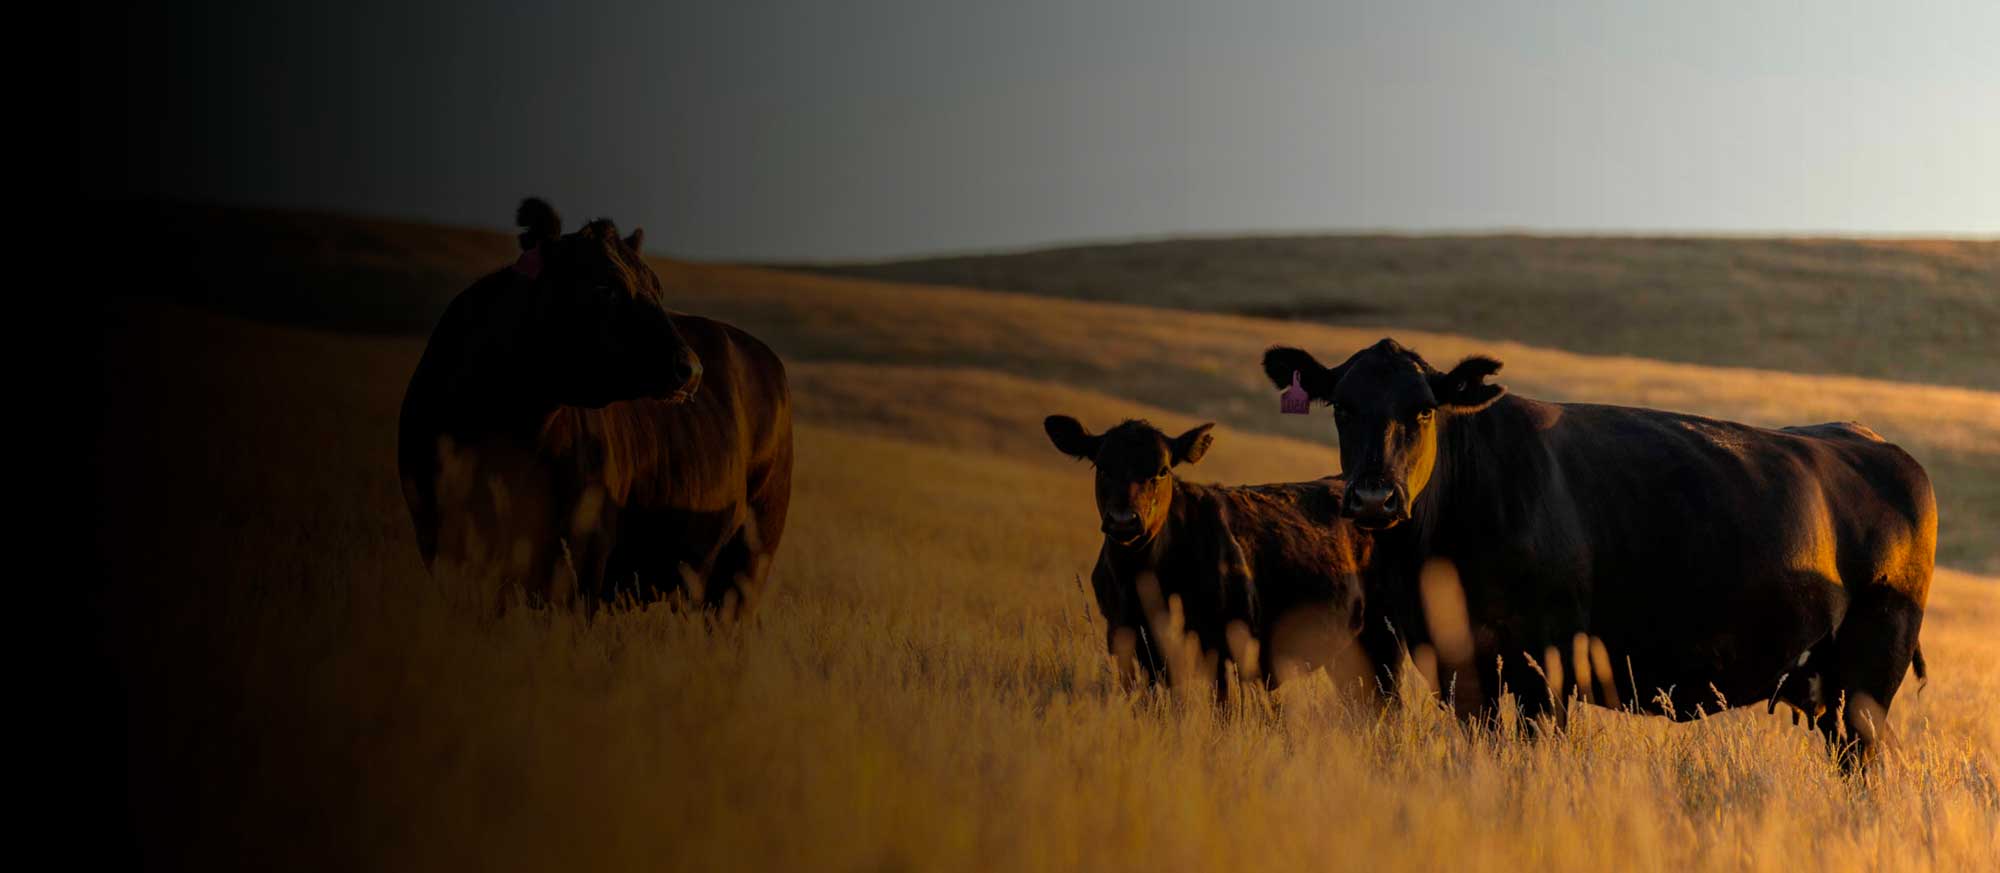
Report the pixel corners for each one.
[794,234,2000,390]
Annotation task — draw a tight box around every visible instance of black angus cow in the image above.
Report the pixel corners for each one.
[399,199,792,615]
[1263,338,1934,766]
[1044,415,1403,697]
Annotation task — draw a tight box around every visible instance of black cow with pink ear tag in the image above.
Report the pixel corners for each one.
[1258,336,1935,771]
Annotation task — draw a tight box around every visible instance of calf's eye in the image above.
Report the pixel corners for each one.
[1155,467,1169,479]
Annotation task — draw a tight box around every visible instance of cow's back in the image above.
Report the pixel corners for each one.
[1196,479,1383,686]
[1531,404,1933,592]
[1209,480,1360,616]
[538,315,789,513]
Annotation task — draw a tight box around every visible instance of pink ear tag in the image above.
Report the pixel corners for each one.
[1280,371,1311,415]
[512,245,543,279]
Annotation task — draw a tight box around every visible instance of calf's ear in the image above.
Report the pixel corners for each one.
[1171,423,1216,466]
[1044,415,1103,461]
[1431,355,1507,411]
[1262,346,1341,401]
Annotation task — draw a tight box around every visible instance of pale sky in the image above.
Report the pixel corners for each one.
[83,1,2000,259]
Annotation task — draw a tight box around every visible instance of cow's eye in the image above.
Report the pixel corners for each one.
[1416,408,1436,422]
[1155,467,1170,480]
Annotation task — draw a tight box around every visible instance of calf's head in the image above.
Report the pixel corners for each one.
[1262,338,1504,529]
[513,198,702,409]
[1044,416,1215,546]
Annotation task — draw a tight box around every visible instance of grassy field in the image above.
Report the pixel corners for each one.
[796,234,2000,391]
[97,209,2000,870]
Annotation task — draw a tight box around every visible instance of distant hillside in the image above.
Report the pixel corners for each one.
[790,235,2000,390]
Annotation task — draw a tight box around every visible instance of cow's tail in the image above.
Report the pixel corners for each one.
[1912,642,1928,691]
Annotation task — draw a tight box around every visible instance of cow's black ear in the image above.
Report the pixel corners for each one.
[625,227,645,253]
[516,197,562,250]
[1171,423,1216,466]
[1431,355,1506,411]
[1044,415,1102,461]
[1262,346,1340,401]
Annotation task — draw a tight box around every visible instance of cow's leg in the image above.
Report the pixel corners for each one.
[560,494,617,608]
[598,541,642,608]
[704,522,767,620]
[1500,654,1563,734]
[1212,647,1234,706]
[1823,584,1924,771]
[1456,653,1542,732]
[1524,631,1585,733]
[683,448,793,622]
[1465,624,1570,733]
[589,506,708,608]
[746,444,792,560]
[1535,588,1590,731]
[571,537,612,612]
[1501,579,1586,733]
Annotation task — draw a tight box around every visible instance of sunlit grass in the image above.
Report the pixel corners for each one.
[117,423,2000,872]
[101,306,1999,870]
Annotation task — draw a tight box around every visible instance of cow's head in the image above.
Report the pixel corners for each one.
[1262,338,1504,529]
[513,198,702,409]
[1044,415,1214,546]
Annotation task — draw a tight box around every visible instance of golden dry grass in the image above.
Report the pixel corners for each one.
[100,300,1998,872]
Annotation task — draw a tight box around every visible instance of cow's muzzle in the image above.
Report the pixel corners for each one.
[1342,479,1409,529]
[1101,509,1144,543]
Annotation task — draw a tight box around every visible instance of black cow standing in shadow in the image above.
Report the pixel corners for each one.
[399,199,792,615]
[1044,415,1408,699]
[1263,338,1934,767]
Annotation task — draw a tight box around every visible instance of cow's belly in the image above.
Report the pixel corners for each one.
[1581,549,1847,716]
[1444,524,1847,716]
